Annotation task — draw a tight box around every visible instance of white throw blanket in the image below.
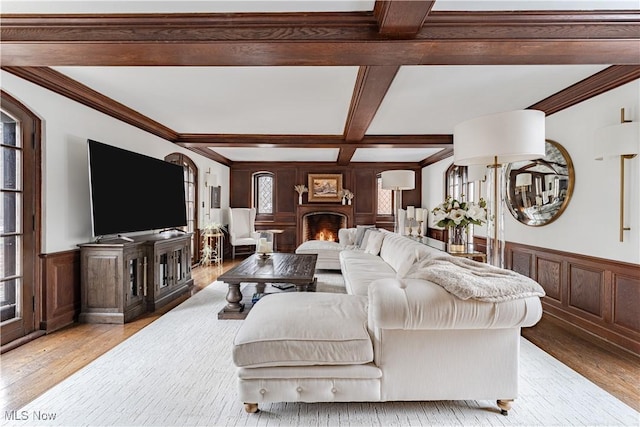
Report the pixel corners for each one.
[405,256,546,302]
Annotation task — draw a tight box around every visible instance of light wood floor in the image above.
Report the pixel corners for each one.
[1,260,638,414]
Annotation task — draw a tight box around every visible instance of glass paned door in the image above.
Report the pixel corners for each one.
[1,94,39,347]
[1,113,22,324]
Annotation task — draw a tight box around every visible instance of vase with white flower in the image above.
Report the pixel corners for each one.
[294,185,308,205]
[431,196,487,253]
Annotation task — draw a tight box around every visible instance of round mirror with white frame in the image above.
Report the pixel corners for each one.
[505,139,574,226]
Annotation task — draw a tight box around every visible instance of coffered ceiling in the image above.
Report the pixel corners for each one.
[2,1,639,166]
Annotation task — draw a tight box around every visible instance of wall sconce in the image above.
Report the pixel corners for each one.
[594,108,640,242]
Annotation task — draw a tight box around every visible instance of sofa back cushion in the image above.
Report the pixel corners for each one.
[364,231,385,255]
[379,231,427,272]
[338,228,357,246]
[354,225,376,247]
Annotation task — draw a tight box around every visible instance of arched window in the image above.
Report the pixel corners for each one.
[1,91,41,346]
[164,153,198,264]
[445,163,478,241]
[253,172,274,215]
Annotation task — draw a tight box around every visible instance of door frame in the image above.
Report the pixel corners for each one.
[1,90,42,347]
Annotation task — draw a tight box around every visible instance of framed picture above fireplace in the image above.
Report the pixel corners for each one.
[308,174,343,202]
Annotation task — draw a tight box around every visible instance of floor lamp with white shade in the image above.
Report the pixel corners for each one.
[381,170,415,234]
[453,110,546,268]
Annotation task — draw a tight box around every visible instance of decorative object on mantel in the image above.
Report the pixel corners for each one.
[308,173,343,202]
[594,107,639,242]
[340,189,354,205]
[432,196,487,253]
[506,139,574,227]
[454,109,546,267]
[381,170,415,234]
[294,184,308,205]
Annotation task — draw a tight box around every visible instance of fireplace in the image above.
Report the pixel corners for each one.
[296,204,354,246]
[302,212,347,243]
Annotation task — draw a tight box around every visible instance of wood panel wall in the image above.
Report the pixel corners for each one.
[505,241,640,356]
[40,250,81,333]
[230,163,422,253]
[37,232,639,356]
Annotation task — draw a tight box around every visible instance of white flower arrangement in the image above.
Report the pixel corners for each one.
[431,196,487,229]
[202,222,226,235]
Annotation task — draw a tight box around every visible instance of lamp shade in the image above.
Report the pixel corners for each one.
[467,164,487,182]
[594,121,640,160]
[454,110,546,166]
[381,170,415,190]
[515,173,532,187]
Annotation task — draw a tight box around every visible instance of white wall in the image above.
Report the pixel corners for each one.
[1,71,230,253]
[422,80,640,264]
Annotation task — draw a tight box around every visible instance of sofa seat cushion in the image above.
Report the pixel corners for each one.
[340,250,397,296]
[296,240,355,270]
[233,292,373,368]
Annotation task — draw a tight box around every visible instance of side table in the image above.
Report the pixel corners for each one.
[412,236,487,263]
[201,231,223,266]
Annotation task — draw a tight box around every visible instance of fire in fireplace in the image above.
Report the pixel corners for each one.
[302,212,347,243]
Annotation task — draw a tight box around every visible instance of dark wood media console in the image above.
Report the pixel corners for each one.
[78,231,193,324]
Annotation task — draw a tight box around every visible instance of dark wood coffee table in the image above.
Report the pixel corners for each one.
[217,253,318,319]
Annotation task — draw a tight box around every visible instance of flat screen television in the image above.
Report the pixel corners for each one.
[87,139,187,237]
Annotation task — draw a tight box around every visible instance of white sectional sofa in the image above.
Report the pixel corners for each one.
[233,227,544,416]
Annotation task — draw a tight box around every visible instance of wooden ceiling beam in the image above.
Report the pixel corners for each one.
[185,147,232,167]
[420,147,454,167]
[176,134,452,148]
[343,65,400,142]
[337,146,358,166]
[529,65,640,115]
[2,11,639,66]
[374,0,435,37]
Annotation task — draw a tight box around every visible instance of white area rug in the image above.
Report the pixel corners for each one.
[5,272,638,427]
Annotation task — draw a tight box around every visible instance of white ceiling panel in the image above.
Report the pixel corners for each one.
[211,147,339,162]
[433,1,639,11]
[1,1,376,14]
[351,147,445,162]
[367,64,609,135]
[54,66,359,134]
[4,0,634,14]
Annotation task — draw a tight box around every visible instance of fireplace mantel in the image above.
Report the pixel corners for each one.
[296,204,354,246]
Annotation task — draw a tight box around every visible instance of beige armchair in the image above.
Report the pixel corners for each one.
[227,207,260,258]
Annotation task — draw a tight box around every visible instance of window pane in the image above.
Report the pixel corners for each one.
[257,175,273,214]
[1,278,20,322]
[1,192,20,234]
[1,236,20,278]
[2,147,21,191]
[1,116,18,147]
[377,177,392,215]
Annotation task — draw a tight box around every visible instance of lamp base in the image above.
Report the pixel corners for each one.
[486,162,506,268]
